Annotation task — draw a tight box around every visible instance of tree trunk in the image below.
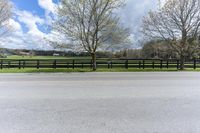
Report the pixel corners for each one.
[180,56,185,70]
[91,53,97,71]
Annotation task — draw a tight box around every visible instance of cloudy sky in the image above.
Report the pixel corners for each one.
[0,0,162,50]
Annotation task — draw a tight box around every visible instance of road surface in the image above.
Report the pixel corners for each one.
[0,72,200,133]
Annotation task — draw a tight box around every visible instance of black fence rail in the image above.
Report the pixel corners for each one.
[0,59,200,69]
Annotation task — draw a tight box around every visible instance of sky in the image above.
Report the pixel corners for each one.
[0,0,163,50]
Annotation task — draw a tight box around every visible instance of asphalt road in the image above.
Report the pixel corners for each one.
[0,72,200,133]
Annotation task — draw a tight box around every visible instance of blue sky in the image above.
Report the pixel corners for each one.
[12,0,45,33]
[12,0,44,15]
[0,0,162,50]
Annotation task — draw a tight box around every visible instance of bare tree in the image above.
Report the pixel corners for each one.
[0,0,12,37]
[142,0,200,70]
[53,0,129,70]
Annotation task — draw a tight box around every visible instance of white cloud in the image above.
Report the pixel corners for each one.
[38,0,56,13]
[0,30,51,50]
[38,0,57,25]
[16,10,45,37]
[9,19,22,31]
[118,0,161,47]
[0,9,51,50]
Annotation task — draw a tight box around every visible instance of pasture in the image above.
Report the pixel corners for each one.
[2,55,91,60]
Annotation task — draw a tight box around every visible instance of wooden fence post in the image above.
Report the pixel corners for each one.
[53,60,57,69]
[125,60,128,69]
[8,61,10,69]
[107,61,111,69]
[194,59,197,69]
[90,60,92,69]
[160,60,163,69]
[143,60,145,69]
[23,61,25,69]
[19,60,21,69]
[152,61,155,69]
[0,60,3,69]
[177,60,179,70]
[127,60,129,69]
[73,60,75,69]
[55,60,57,69]
[167,60,169,69]
[139,61,141,69]
[37,60,40,69]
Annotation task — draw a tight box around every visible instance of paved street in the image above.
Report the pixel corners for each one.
[0,72,200,133]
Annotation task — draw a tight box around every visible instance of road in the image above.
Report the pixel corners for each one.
[0,72,200,133]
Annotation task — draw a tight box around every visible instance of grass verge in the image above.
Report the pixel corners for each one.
[0,68,199,73]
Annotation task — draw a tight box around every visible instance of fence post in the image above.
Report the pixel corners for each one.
[143,60,145,69]
[82,62,84,69]
[126,60,129,69]
[125,60,128,69]
[0,60,3,69]
[108,61,111,69]
[19,60,21,69]
[53,60,57,69]
[160,60,163,69]
[55,60,57,69]
[152,61,155,69]
[73,60,75,69]
[167,60,169,69]
[37,60,40,69]
[177,60,179,70]
[23,61,25,69]
[8,61,10,69]
[90,60,92,69]
[194,59,197,69]
[139,61,141,69]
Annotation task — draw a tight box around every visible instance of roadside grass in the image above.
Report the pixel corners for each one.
[0,68,92,73]
[0,68,199,73]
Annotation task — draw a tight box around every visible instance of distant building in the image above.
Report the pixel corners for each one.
[53,53,60,56]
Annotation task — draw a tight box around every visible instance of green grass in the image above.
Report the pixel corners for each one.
[0,68,92,73]
[1,55,91,60]
[0,68,199,73]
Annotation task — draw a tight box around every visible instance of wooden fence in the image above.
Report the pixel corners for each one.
[0,59,199,69]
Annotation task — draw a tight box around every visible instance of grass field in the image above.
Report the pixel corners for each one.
[1,55,91,60]
[0,68,199,73]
